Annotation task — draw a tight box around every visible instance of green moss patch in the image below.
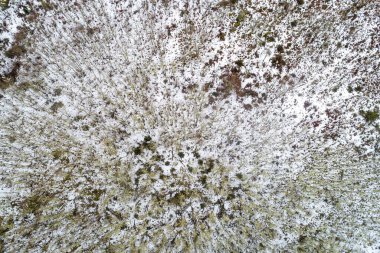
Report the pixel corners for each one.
[360,110,379,123]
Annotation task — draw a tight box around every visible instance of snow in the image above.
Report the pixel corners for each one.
[1,0,379,252]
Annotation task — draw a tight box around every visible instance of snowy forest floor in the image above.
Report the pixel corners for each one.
[1,0,379,252]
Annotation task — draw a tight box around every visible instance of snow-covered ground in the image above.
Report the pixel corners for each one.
[1,0,379,252]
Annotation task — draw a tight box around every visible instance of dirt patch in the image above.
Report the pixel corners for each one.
[208,67,266,107]
[0,62,20,90]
